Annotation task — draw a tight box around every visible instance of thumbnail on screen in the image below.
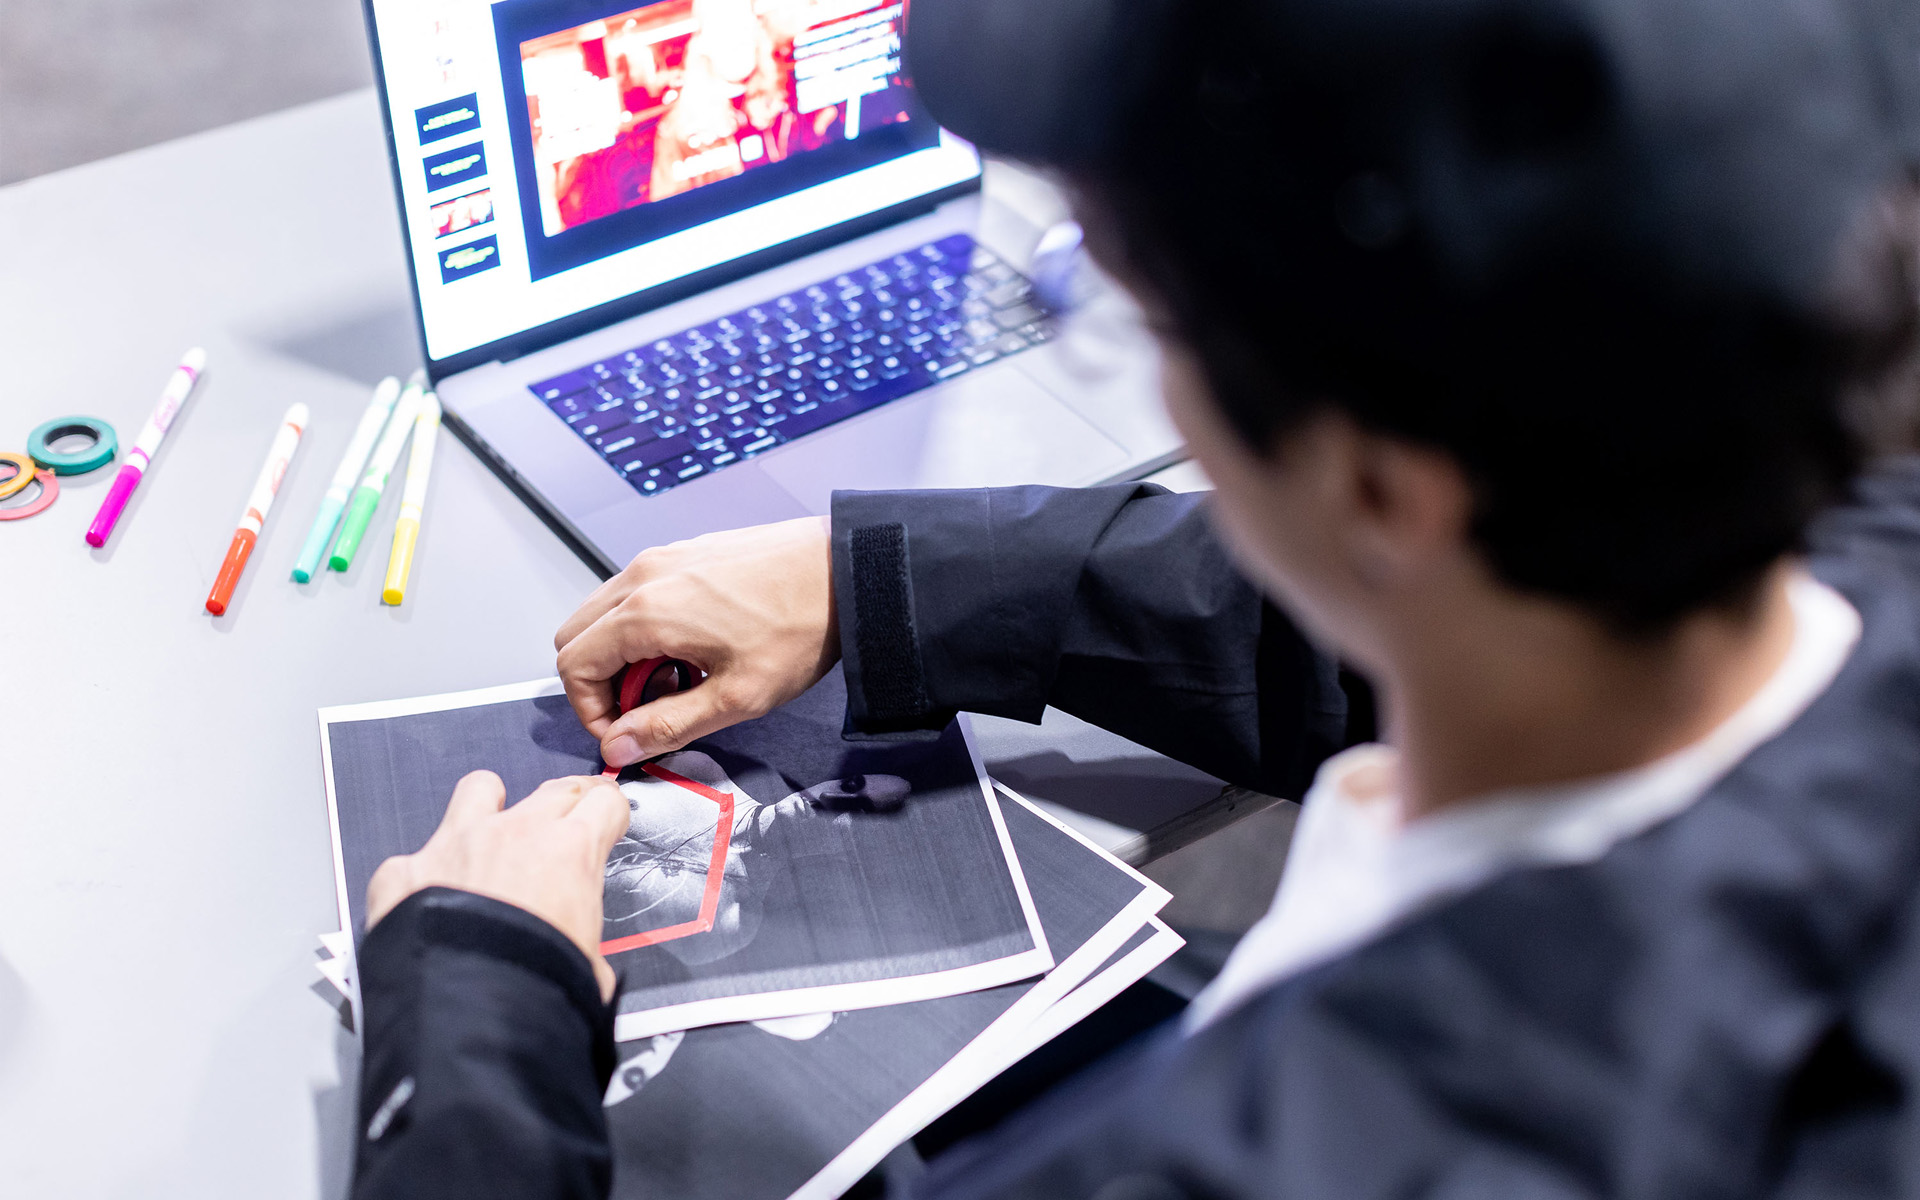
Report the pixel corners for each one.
[519,0,910,236]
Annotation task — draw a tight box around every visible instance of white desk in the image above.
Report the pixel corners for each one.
[0,91,1243,1199]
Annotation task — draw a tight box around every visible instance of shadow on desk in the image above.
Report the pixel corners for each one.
[253,297,424,390]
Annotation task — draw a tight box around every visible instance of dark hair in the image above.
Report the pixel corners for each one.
[1069,7,1919,631]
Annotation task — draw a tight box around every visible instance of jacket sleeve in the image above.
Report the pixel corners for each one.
[831,484,1350,799]
[350,888,617,1200]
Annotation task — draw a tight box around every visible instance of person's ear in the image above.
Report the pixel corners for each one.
[1342,429,1474,590]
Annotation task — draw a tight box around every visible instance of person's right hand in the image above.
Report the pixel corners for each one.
[555,515,839,769]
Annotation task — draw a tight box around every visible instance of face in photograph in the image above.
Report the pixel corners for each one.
[604,750,912,965]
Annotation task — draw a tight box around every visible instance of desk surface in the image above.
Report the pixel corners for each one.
[0,91,1231,1199]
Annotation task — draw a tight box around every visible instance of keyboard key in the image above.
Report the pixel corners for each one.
[628,435,692,469]
[986,279,1031,308]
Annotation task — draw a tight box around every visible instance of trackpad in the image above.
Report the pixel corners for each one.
[758,367,1130,512]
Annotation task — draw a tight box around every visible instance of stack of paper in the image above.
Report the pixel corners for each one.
[317,669,1180,1198]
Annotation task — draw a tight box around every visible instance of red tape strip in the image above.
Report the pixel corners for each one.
[598,760,735,955]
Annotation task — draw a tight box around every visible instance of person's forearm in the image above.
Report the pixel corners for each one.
[351,888,616,1200]
[831,484,1348,798]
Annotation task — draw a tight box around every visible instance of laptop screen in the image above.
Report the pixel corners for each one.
[368,0,982,366]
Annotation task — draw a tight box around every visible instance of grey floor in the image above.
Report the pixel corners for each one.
[0,0,1298,953]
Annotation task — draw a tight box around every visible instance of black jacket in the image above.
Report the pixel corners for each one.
[351,464,1920,1199]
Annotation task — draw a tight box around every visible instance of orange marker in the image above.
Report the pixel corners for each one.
[207,404,308,616]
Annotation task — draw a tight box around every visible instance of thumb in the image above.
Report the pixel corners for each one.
[600,681,740,767]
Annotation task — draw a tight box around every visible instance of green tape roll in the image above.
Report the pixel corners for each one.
[28,416,118,475]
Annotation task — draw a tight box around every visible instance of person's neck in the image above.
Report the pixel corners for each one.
[1381,562,1799,821]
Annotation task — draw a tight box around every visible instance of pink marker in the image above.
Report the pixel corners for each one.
[86,347,206,548]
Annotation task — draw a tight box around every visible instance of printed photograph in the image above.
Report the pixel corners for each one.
[518,0,911,235]
[321,669,1050,1037]
[599,793,1170,1200]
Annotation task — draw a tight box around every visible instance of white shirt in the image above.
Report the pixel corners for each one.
[1186,573,1862,1032]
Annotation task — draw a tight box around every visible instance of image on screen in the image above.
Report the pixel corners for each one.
[495,0,939,281]
[521,0,912,238]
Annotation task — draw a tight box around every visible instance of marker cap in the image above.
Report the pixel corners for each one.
[382,519,421,605]
[292,494,347,583]
[329,488,382,572]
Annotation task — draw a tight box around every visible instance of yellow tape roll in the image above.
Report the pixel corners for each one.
[0,452,35,502]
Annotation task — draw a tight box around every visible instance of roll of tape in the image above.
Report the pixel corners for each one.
[618,657,696,712]
[28,416,117,475]
[0,452,34,501]
[0,468,59,521]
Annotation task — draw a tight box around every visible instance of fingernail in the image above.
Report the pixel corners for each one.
[605,735,643,768]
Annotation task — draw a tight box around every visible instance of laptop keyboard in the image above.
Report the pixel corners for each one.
[529,233,1052,499]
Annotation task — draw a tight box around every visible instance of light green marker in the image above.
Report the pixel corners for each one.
[291,375,402,582]
[329,373,424,572]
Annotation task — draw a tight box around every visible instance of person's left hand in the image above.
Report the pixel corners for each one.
[366,771,630,1001]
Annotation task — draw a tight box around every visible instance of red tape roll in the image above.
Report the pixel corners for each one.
[600,657,698,778]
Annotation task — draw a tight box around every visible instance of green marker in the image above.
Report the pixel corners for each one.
[329,375,424,572]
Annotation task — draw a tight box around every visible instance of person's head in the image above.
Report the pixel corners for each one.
[907,0,1920,672]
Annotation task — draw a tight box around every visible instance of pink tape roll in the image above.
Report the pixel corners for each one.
[0,469,59,521]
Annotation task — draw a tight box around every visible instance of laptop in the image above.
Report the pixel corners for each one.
[361,0,1181,575]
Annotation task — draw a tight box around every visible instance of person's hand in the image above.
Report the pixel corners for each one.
[366,771,630,1001]
[555,515,839,769]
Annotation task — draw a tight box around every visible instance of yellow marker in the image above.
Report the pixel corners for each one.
[381,392,441,605]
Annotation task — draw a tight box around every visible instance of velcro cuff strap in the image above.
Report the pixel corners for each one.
[849,522,934,724]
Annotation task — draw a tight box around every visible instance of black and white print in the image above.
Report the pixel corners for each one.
[321,669,1051,1037]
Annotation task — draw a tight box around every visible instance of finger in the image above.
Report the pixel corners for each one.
[566,777,633,857]
[441,770,508,828]
[513,774,604,821]
[554,566,642,653]
[365,855,415,929]
[601,678,749,767]
[557,606,668,743]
